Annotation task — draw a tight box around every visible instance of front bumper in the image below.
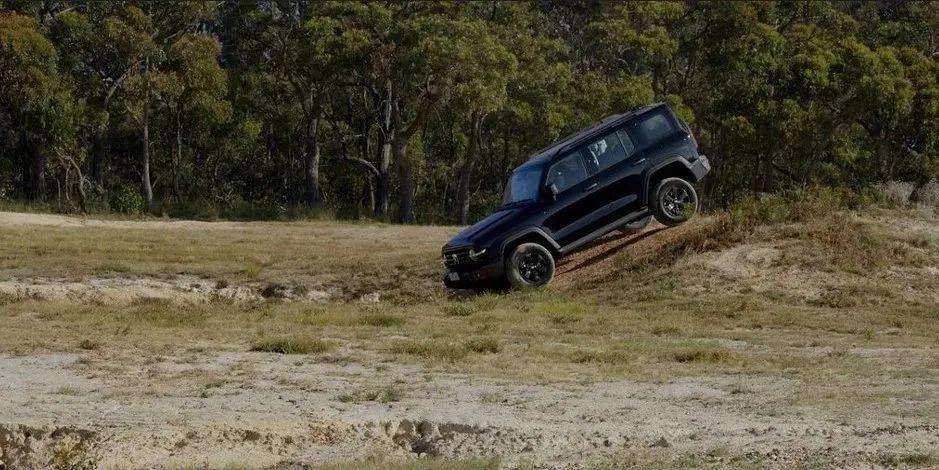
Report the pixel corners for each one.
[442,259,505,289]
[689,155,711,181]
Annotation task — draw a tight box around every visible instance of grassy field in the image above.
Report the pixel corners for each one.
[0,197,937,468]
[1,206,935,384]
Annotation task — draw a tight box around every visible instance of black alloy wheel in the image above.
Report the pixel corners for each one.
[506,243,555,288]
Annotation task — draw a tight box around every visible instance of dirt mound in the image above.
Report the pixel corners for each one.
[553,217,718,290]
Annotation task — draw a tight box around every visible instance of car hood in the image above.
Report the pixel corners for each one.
[446,204,531,248]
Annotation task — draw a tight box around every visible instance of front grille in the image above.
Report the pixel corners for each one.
[443,246,473,267]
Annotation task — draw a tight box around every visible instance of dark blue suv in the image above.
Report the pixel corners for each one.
[442,103,710,289]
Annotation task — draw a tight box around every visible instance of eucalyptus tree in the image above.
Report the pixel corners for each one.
[0,11,68,201]
[50,2,158,187]
[161,34,230,202]
[117,1,215,212]
[446,19,517,224]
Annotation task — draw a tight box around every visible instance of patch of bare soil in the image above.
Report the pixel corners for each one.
[0,211,246,231]
[0,352,936,468]
[0,276,335,303]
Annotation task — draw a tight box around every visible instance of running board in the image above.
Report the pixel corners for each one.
[558,209,651,255]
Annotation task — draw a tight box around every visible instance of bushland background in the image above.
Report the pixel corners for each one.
[0,0,937,223]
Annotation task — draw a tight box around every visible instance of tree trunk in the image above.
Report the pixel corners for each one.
[172,111,182,203]
[19,129,45,201]
[457,115,483,224]
[89,128,105,187]
[303,114,322,208]
[393,140,415,223]
[375,81,393,218]
[27,140,46,202]
[141,97,155,212]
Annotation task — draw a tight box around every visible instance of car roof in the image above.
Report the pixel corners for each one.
[516,103,665,171]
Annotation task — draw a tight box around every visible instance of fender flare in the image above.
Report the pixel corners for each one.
[498,226,561,256]
[642,155,695,205]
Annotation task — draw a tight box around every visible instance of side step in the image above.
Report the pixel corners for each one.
[558,209,651,255]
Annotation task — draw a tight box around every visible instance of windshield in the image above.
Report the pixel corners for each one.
[502,166,542,205]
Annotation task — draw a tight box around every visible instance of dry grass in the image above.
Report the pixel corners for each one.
[0,214,457,301]
[312,458,499,470]
[250,336,335,355]
[336,385,402,404]
[0,202,936,390]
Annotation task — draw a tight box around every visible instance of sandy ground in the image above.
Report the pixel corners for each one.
[2,350,936,469]
[0,211,247,231]
[0,276,332,304]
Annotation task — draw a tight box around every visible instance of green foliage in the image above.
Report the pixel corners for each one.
[0,1,936,220]
[109,185,144,214]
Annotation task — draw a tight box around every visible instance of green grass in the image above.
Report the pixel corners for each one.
[250,336,335,355]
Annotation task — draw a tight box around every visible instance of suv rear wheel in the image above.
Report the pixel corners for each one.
[651,178,698,226]
[505,243,555,288]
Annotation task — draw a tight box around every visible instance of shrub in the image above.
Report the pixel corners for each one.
[465,337,501,354]
[110,185,145,214]
[671,347,735,364]
[569,348,632,364]
[442,303,477,317]
[913,179,939,206]
[874,181,916,206]
[250,336,334,354]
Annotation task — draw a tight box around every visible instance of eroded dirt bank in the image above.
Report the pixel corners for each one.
[2,352,937,468]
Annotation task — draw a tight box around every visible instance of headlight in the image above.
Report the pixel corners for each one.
[468,248,487,260]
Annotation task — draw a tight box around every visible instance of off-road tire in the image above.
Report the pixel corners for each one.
[505,243,555,288]
[618,215,652,234]
[651,178,698,227]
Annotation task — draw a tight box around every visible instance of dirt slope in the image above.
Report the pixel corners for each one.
[553,217,717,290]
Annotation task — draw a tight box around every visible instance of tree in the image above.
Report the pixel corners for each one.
[446,19,517,224]
[162,34,230,202]
[118,1,215,212]
[50,2,158,187]
[0,12,61,200]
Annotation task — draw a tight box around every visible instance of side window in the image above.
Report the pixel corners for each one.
[632,112,676,148]
[584,131,630,172]
[616,129,636,157]
[546,151,588,194]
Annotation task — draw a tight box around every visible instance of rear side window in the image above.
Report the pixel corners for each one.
[616,129,636,158]
[632,112,676,148]
[546,151,588,194]
[584,132,631,172]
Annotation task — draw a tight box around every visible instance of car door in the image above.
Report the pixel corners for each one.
[583,129,646,229]
[540,149,598,246]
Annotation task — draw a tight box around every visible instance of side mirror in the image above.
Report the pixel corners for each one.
[544,183,559,201]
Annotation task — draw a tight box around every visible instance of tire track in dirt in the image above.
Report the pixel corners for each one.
[552,216,718,290]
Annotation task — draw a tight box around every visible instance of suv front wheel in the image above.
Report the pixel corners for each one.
[505,243,555,288]
[651,178,698,226]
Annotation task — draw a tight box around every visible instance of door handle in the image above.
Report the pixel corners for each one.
[585,182,598,192]
[632,157,647,166]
